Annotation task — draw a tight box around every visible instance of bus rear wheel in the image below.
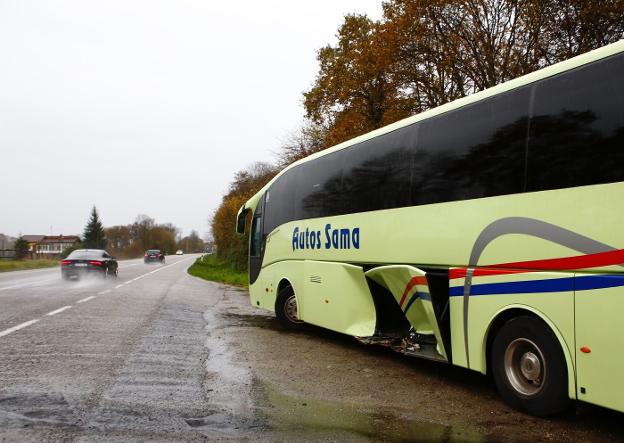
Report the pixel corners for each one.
[275,286,304,331]
[491,315,569,416]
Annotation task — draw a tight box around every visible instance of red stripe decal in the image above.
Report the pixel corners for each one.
[450,249,624,280]
[399,276,428,307]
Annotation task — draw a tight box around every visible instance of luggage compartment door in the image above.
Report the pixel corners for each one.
[301,261,376,337]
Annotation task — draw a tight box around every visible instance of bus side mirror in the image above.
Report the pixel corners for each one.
[236,207,248,234]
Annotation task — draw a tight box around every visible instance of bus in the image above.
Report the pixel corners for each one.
[236,40,624,416]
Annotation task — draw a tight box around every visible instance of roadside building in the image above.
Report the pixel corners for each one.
[21,235,45,257]
[36,235,81,258]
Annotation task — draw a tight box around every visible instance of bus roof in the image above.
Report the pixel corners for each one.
[242,39,624,213]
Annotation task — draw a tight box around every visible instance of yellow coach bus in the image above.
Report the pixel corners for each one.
[236,40,624,416]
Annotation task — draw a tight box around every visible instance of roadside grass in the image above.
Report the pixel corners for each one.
[187,254,248,287]
[0,259,59,273]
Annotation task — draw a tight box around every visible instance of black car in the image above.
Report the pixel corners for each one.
[144,249,165,264]
[61,249,118,280]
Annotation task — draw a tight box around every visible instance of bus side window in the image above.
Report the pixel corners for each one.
[413,86,530,205]
[342,129,414,213]
[250,216,262,257]
[263,170,295,236]
[296,151,345,219]
[528,52,624,191]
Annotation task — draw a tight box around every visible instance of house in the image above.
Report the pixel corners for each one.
[21,235,45,255]
[36,235,81,257]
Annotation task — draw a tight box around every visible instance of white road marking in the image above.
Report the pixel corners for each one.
[0,257,193,337]
[0,256,197,339]
[0,319,40,338]
[77,296,96,304]
[0,284,26,292]
[0,267,57,276]
[46,306,72,316]
[0,277,57,292]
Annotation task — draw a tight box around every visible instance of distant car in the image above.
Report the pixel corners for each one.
[176,250,184,255]
[61,249,118,280]
[144,249,165,264]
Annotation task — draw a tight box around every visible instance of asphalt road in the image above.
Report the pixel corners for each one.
[1,256,623,442]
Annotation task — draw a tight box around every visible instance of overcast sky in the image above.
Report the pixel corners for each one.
[0,0,383,239]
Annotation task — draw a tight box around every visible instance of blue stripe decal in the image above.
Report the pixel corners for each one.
[449,275,624,297]
[576,275,624,291]
[404,291,431,313]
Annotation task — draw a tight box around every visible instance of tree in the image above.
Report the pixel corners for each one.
[211,163,276,271]
[82,206,107,249]
[129,214,155,253]
[13,236,29,260]
[212,193,250,270]
[102,216,182,258]
[148,226,177,254]
[275,122,327,167]
[178,230,205,253]
[303,14,411,147]
[304,0,624,146]
[105,225,132,258]
[225,162,276,199]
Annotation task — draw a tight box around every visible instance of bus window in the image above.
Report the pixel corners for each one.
[342,128,414,213]
[263,170,295,235]
[413,86,530,205]
[250,216,262,257]
[295,150,345,219]
[528,52,624,191]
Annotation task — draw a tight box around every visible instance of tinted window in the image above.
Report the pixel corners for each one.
[413,87,530,205]
[250,216,262,257]
[295,150,345,219]
[528,53,624,191]
[67,250,104,260]
[263,169,295,235]
[343,127,415,213]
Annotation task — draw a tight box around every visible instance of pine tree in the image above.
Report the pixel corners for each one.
[82,206,107,249]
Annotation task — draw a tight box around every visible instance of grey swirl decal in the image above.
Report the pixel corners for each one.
[462,217,617,368]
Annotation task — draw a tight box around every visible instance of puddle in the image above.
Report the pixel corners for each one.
[221,312,277,329]
[184,411,237,434]
[257,382,493,442]
[204,300,496,441]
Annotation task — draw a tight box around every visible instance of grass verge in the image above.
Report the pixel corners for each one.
[187,254,248,287]
[0,259,59,273]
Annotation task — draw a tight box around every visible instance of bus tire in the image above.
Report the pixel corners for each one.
[275,286,304,331]
[491,315,569,416]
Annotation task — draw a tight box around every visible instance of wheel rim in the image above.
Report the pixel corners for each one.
[283,295,302,324]
[504,338,546,396]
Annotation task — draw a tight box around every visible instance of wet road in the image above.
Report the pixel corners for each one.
[1,256,623,442]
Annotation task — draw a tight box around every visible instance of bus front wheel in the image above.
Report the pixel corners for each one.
[491,315,569,416]
[275,286,304,331]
